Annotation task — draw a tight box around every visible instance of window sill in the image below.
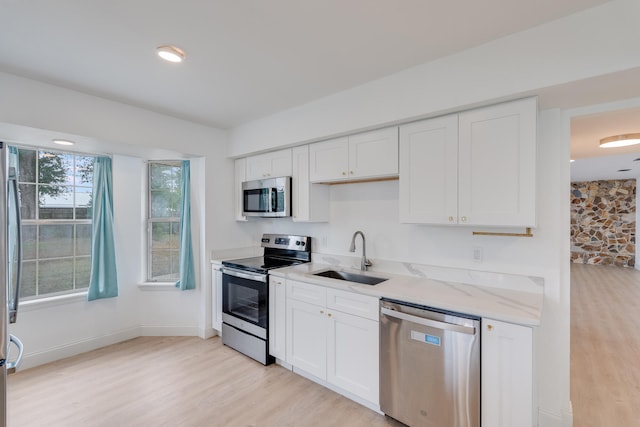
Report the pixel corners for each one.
[19,291,88,312]
[137,282,179,291]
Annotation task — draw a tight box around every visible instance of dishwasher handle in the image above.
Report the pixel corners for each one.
[381,306,476,335]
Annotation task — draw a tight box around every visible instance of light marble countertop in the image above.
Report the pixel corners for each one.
[212,249,544,326]
[270,261,543,327]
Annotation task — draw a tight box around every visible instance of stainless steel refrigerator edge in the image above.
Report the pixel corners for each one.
[1,142,24,427]
[380,299,480,427]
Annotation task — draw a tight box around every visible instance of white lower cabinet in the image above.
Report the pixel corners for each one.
[287,298,327,377]
[285,280,379,406]
[268,276,287,361]
[211,263,223,332]
[481,318,533,427]
[326,309,379,403]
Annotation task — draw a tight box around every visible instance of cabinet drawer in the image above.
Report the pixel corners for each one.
[286,280,326,306]
[326,288,379,321]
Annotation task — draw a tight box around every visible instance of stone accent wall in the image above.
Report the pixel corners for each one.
[570,179,636,267]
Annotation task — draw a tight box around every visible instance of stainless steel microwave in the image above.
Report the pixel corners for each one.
[242,176,291,217]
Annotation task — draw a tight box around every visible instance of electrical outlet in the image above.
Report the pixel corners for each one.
[473,246,483,263]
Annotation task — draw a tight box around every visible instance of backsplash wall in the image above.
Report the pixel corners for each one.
[570,179,636,267]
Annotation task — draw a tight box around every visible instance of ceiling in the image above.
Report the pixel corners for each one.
[0,0,611,130]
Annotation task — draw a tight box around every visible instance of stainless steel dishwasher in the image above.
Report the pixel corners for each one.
[380,298,480,427]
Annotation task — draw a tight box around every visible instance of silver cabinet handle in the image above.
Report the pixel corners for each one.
[381,307,476,335]
[7,334,24,373]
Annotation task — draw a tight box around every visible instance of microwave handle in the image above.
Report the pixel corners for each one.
[269,187,276,213]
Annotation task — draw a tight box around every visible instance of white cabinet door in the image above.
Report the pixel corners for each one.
[211,263,223,332]
[327,310,379,405]
[245,148,292,181]
[286,298,327,379]
[292,145,329,222]
[481,318,533,427]
[269,277,286,360]
[309,137,349,183]
[348,128,398,180]
[458,98,536,227]
[399,114,458,224]
[234,158,246,221]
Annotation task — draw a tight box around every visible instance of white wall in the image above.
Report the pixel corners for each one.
[0,71,242,366]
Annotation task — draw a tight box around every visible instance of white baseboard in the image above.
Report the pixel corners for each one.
[539,406,573,427]
[199,326,217,339]
[292,366,382,414]
[138,325,201,336]
[17,325,213,371]
[18,326,141,371]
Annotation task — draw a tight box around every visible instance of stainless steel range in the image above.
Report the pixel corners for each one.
[221,234,311,365]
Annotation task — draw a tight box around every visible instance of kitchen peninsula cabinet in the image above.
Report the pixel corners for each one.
[211,262,223,332]
[245,148,292,181]
[291,145,329,222]
[309,127,398,183]
[400,97,537,227]
[285,280,379,406]
[268,276,287,360]
[481,318,533,427]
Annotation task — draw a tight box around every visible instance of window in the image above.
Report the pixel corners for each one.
[147,161,182,282]
[17,147,95,299]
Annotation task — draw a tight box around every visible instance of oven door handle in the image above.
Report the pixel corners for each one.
[221,267,268,283]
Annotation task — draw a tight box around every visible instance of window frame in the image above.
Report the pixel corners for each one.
[15,145,97,300]
[146,160,182,282]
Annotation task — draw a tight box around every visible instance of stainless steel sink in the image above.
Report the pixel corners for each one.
[313,270,387,285]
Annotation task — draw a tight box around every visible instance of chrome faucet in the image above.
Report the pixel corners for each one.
[349,230,372,271]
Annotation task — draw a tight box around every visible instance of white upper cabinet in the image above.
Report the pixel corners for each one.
[291,145,329,222]
[234,158,247,221]
[458,98,536,227]
[348,127,399,180]
[309,127,398,183]
[400,97,537,227]
[309,136,349,182]
[245,148,292,181]
[399,114,458,224]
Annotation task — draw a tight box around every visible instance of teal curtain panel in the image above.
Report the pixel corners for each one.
[176,160,196,290]
[88,156,118,300]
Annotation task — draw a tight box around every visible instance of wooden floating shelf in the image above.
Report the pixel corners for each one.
[472,227,533,237]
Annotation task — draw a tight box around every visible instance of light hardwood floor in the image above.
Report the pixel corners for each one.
[7,335,401,427]
[10,263,637,426]
[571,263,640,426]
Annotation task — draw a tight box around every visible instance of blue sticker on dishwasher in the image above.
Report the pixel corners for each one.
[410,330,441,346]
[425,334,441,346]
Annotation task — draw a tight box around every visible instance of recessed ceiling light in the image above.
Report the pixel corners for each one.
[52,139,75,146]
[600,133,640,148]
[570,159,575,163]
[156,45,185,63]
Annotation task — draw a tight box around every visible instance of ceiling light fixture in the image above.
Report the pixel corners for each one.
[599,133,640,148]
[570,159,575,163]
[156,45,185,63]
[52,139,75,146]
